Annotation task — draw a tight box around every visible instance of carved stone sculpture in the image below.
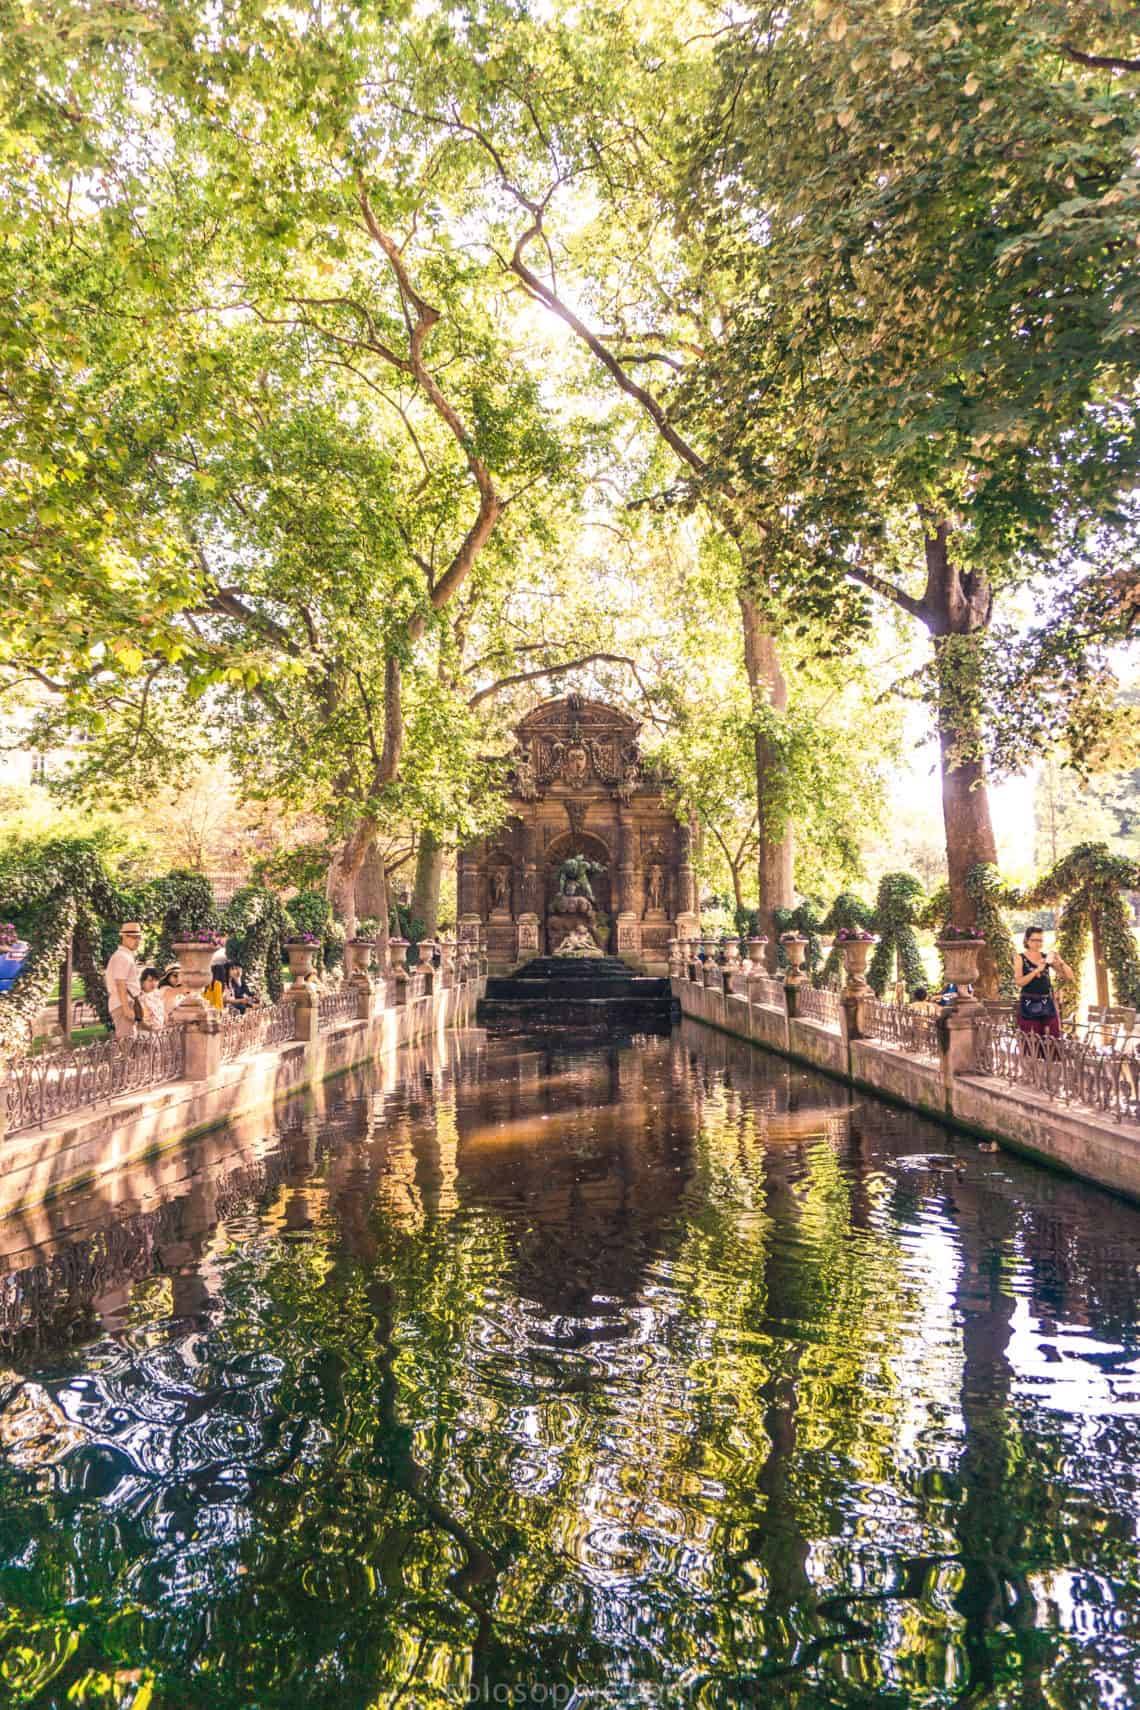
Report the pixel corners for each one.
[554,922,603,958]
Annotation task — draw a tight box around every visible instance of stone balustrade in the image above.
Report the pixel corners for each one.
[1,957,485,1152]
[670,951,1140,1199]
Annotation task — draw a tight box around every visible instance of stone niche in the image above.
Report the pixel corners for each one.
[458,695,698,973]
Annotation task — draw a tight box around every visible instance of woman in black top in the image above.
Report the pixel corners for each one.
[1014,926,1073,1039]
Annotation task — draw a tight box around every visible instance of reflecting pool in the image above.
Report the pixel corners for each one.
[2,1022,1140,1708]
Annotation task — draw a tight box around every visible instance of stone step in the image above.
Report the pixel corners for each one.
[478,997,676,1028]
[484,976,670,1001]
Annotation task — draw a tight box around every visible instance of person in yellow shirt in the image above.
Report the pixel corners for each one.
[203,967,226,1011]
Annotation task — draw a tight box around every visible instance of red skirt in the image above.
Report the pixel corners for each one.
[1018,1011,1060,1040]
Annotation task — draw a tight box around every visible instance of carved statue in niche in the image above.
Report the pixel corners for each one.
[616,741,640,805]
[512,744,539,801]
[646,863,665,913]
[490,867,511,912]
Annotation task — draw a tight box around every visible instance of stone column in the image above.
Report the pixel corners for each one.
[343,941,375,1018]
[457,843,480,917]
[287,979,317,1042]
[676,820,697,918]
[841,990,868,1044]
[943,1008,979,1080]
[615,807,640,962]
[520,821,539,917]
[177,1005,223,1079]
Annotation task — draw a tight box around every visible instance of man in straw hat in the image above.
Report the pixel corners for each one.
[105,922,143,1043]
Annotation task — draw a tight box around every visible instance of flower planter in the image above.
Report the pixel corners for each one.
[416,939,436,970]
[285,940,318,983]
[388,936,411,973]
[745,936,769,970]
[780,935,808,985]
[937,938,983,990]
[170,941,219,1003]
[721,936,742,968]
[839,937,877,993]
[343,940,376,978]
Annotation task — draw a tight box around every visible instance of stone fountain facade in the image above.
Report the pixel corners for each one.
[458,695,698,972]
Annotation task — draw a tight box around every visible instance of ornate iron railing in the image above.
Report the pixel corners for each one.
[796,985,842,1030]
[748,974,788,1009]
[5,1028,186,1136]
[861,997,941,1060]
[317,986,363,1030]
[975,1021,1140,1127]
[220,999,296,1063]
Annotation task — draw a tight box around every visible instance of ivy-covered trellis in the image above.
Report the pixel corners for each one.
[867,873,927,998]
[1025,843,1140,1019]
[0,837,221,1057]
[225,886,291,1001]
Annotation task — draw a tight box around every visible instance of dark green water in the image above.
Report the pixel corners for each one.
[1,1022,1139,1710]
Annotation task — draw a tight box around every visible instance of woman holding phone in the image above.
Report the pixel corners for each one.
[1015,926,1073,1040]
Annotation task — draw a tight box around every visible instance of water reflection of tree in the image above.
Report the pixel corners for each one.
[1,1035,1140,1706]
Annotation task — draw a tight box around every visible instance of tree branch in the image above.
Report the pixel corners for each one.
[466,651,646,709]
[508,219,708,478]
[1059,41,1140,73]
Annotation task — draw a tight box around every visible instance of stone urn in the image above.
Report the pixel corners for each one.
[722,936,742,969]
[285,938,319,984]
[343,939,375,977]
[745,936,769,971]
[438,936,457,981]
[838,934,878,994]
[937,936,984,992]
[700,935,719,964]
[416,939,436,970]
[780,934,809,986]
[170,941,219,1012]
[667,939,683,978]
[388,936,410,972]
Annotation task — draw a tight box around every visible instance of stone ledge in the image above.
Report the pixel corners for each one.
[0,981,483,1221]
[672,975,1140,1202]
[849,1039,947,1120]
[952,1073,1140,1200]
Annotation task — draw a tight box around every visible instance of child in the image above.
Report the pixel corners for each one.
[139,966,167,1031]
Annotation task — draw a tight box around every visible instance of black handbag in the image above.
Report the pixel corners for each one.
[1019,991,1054,1021]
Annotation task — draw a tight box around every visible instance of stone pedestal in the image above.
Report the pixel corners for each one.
[515,912,541,960]
[942,1008,978,1079]
[841,991,868,1043]
[287,981,317,1042]
[615,911,641,960]
[459,914,482,951]
[177,1006,223,1079]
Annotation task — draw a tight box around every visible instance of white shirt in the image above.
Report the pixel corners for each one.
[105,946,141,1015]
[140,988,166,1030]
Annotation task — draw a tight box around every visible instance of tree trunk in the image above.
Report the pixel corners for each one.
[921,523,999,967]
[739,593,795,968]
[355,840,389,928]
[1090,910,1110,1010]
[328,818,380,944]
[411,830,444,938]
